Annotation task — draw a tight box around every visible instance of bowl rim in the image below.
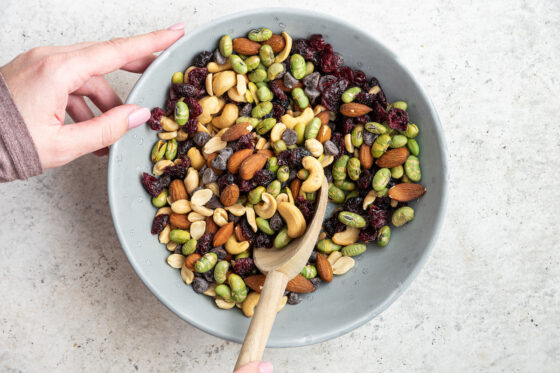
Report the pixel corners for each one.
[108,7,449,347]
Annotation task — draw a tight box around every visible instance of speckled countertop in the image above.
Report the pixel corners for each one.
[1,0,559,372]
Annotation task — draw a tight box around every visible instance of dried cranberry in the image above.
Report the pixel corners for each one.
[252,233,273,249]
[359,226,378,243]
[197,233,214,255]
[233,258,256,277]
[333,66,353,82]
[177,139,195,155]
[323,44,333,54]
[308,34,326,51]
[271,103,285,122]
[340,117,355,134]
[184,97,202,118]
[184,118,198,135]
[239,218,256,241]
[235,134,254,150]
[253,169,275,186]
[193,50,213,67]
[268,80,288,101]
[163,157,189,179]
[320,52,344,73]
[353,70,367,85]
[374,196,392,210]
[343,197,364,215]
[354,92,376,108]
[321,78,348,111]
[150,214,169,235]
[158,174,171,188]
[173,83,197,98]
[387,108,409,131]
[330,133,346,159]
[295,196,314,222]
[370,101,388,123]
[318,75,337,92]
[323,214,345,237]
[166,99,177,113]
[169,86,178,101]
[237,178,255,192]
[141,172,163,197]
[147,107,165,130]
[355,115,368,125]
[369,206,391,229]
[357,169,373,189]
[187,68,208,89]
[291,39,310,55]
[376,89,388,107]
[217,172,236,191]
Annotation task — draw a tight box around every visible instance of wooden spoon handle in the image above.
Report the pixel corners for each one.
[234,270,288,370]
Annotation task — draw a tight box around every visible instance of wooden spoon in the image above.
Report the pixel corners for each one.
[234,178,329,370]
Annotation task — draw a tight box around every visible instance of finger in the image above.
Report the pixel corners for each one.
[68,27,184,81]
[60,105,150,158]
[121,54,158,73]
[65,95,110,156]
[73,76,122,112]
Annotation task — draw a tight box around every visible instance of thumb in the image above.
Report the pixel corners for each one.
[62,104,150,157]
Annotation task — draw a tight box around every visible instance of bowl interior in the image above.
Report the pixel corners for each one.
[108,8,448,347]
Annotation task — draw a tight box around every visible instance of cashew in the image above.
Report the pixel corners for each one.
[202,135,227,156]
[275,31,292,63]
[277,202,306,238]
[171,199,191,214]
[212,70,236,96]
[225,203,246,217]
[161,116,179,131]
[153,160,173,176]
[190,221,206,240]
[159,225,171,244]
[227,87,247,103]
[344,133,354,153]
[156,207,172,217]
[215,298,236,309]
[237,74,248,95]
[242,292,260,317]
[245,205,258,232]
[207,59,232,73]
[332,226,360,246]
[363,190,376,210]
[276,193,289,205]
[285,187,295,204]
[313,105,327,115]
[187,147,205,170]
[158,131,177,140]
[281,107,314,129]
[185,167,199,195]
[212,103,239,129]
[213,208,229,227]
[270,122,287,143]
[225,234,250,255]
[188,211,205,222]
[300,156,324,193]
[305,139,323,157]
[254,193,277,219]
[205,73,214,96]
[198,96,222,125]
[191,203,214,217]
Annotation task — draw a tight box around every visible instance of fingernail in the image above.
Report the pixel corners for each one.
[168,22,186,31]
[127,107,151,130]
[258,361,273,373]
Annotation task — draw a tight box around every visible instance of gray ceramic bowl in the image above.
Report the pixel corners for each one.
[108,8,448,347]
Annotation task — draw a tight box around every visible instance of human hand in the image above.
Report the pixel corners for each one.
[234,361,273,373]
[0,23,186,169]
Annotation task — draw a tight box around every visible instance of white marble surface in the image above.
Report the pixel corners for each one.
[1,0,559,371]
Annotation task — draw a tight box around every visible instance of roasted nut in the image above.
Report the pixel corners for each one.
[254,192,277,219]
[212,103,239,129]
[277,202,306,238]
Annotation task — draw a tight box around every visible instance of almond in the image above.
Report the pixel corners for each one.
[169,179,187,201]
[388,183,426,202]
[316,124,331,143]
[244,274,266,293]
[185,253,201,271]
[205,216,218,234]
[290,178,302,199]
[221,122,252,142]
[170,213,191,229]
[272,78,302,93]
[286,274,314,293]
[213,222,233,246]
[316,253,333,283]
[315,110,330,126]
[220,184,239,207]
[235,223,250,242]
[376,147,409,168]
[339,103,372,117]
[257,149,273,158]
[262,34,285,53]
[227,149,254,174]
[233,38,261,55]
[239,153,267,180]
[359,144,373,169]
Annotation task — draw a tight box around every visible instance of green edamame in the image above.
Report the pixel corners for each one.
[404,123,419,138]
[291,87,309,109]
[390,165,404,179]
[365,122,388,135]
[372,168,391,191]
[392,101,408,111]
[297,169,309,180]
[245,55,261,71]
[248,28,272,42]
[181,239,197,255]
[215,284,232,300]
[341,243,367,257]
[171,72,184,84]
[170,229,190,244]
[174,101,189,126]
[328,183,345,203]
[194,252,218,273]
[266,180,281,197]
[290,54,306,79]
[341,87,362,103]
[371,134,391,158]
[304,117,321,139]
[347,157,361,181]
[248,68,267,83]
[214,260,230,284]
[267,63,284,80]
[273,140,288,153]
[219,35,232,57]
[235,251,250,260]
[151,189,168,208]
[257,85,273,102]
[391,206,414,227]
[390,135,408,148]
[316,239,341,254]
[230,55,248,74]
[345,190,359,202]
[305,61,314,76]
[305,192,316,202]
[333,179,356,191]
[277,165,290,182]
[274,227,292,249]
[351,126,364,147]
[256,118,277,134]
[251,102,273,118]
[151,140,167,162]
[259,44,275,67]
[256,217,275,235]
[300,265,317,279]
[267,157,279,173]
[248,186,265,205]
[332,155,350,181]
[294,122,306,144]
[407,139,419,156]
[165,138,178,160]
[236,116,259,127]
[376,187,388,197]
[376,226,391,247]
[228,274,248,303]
[404,155,422,182]
[338,211,367,228]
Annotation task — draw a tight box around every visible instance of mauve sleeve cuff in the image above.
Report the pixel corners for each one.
[0,72,43,182]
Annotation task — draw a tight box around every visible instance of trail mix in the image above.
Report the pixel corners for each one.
[141,29,426,316]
